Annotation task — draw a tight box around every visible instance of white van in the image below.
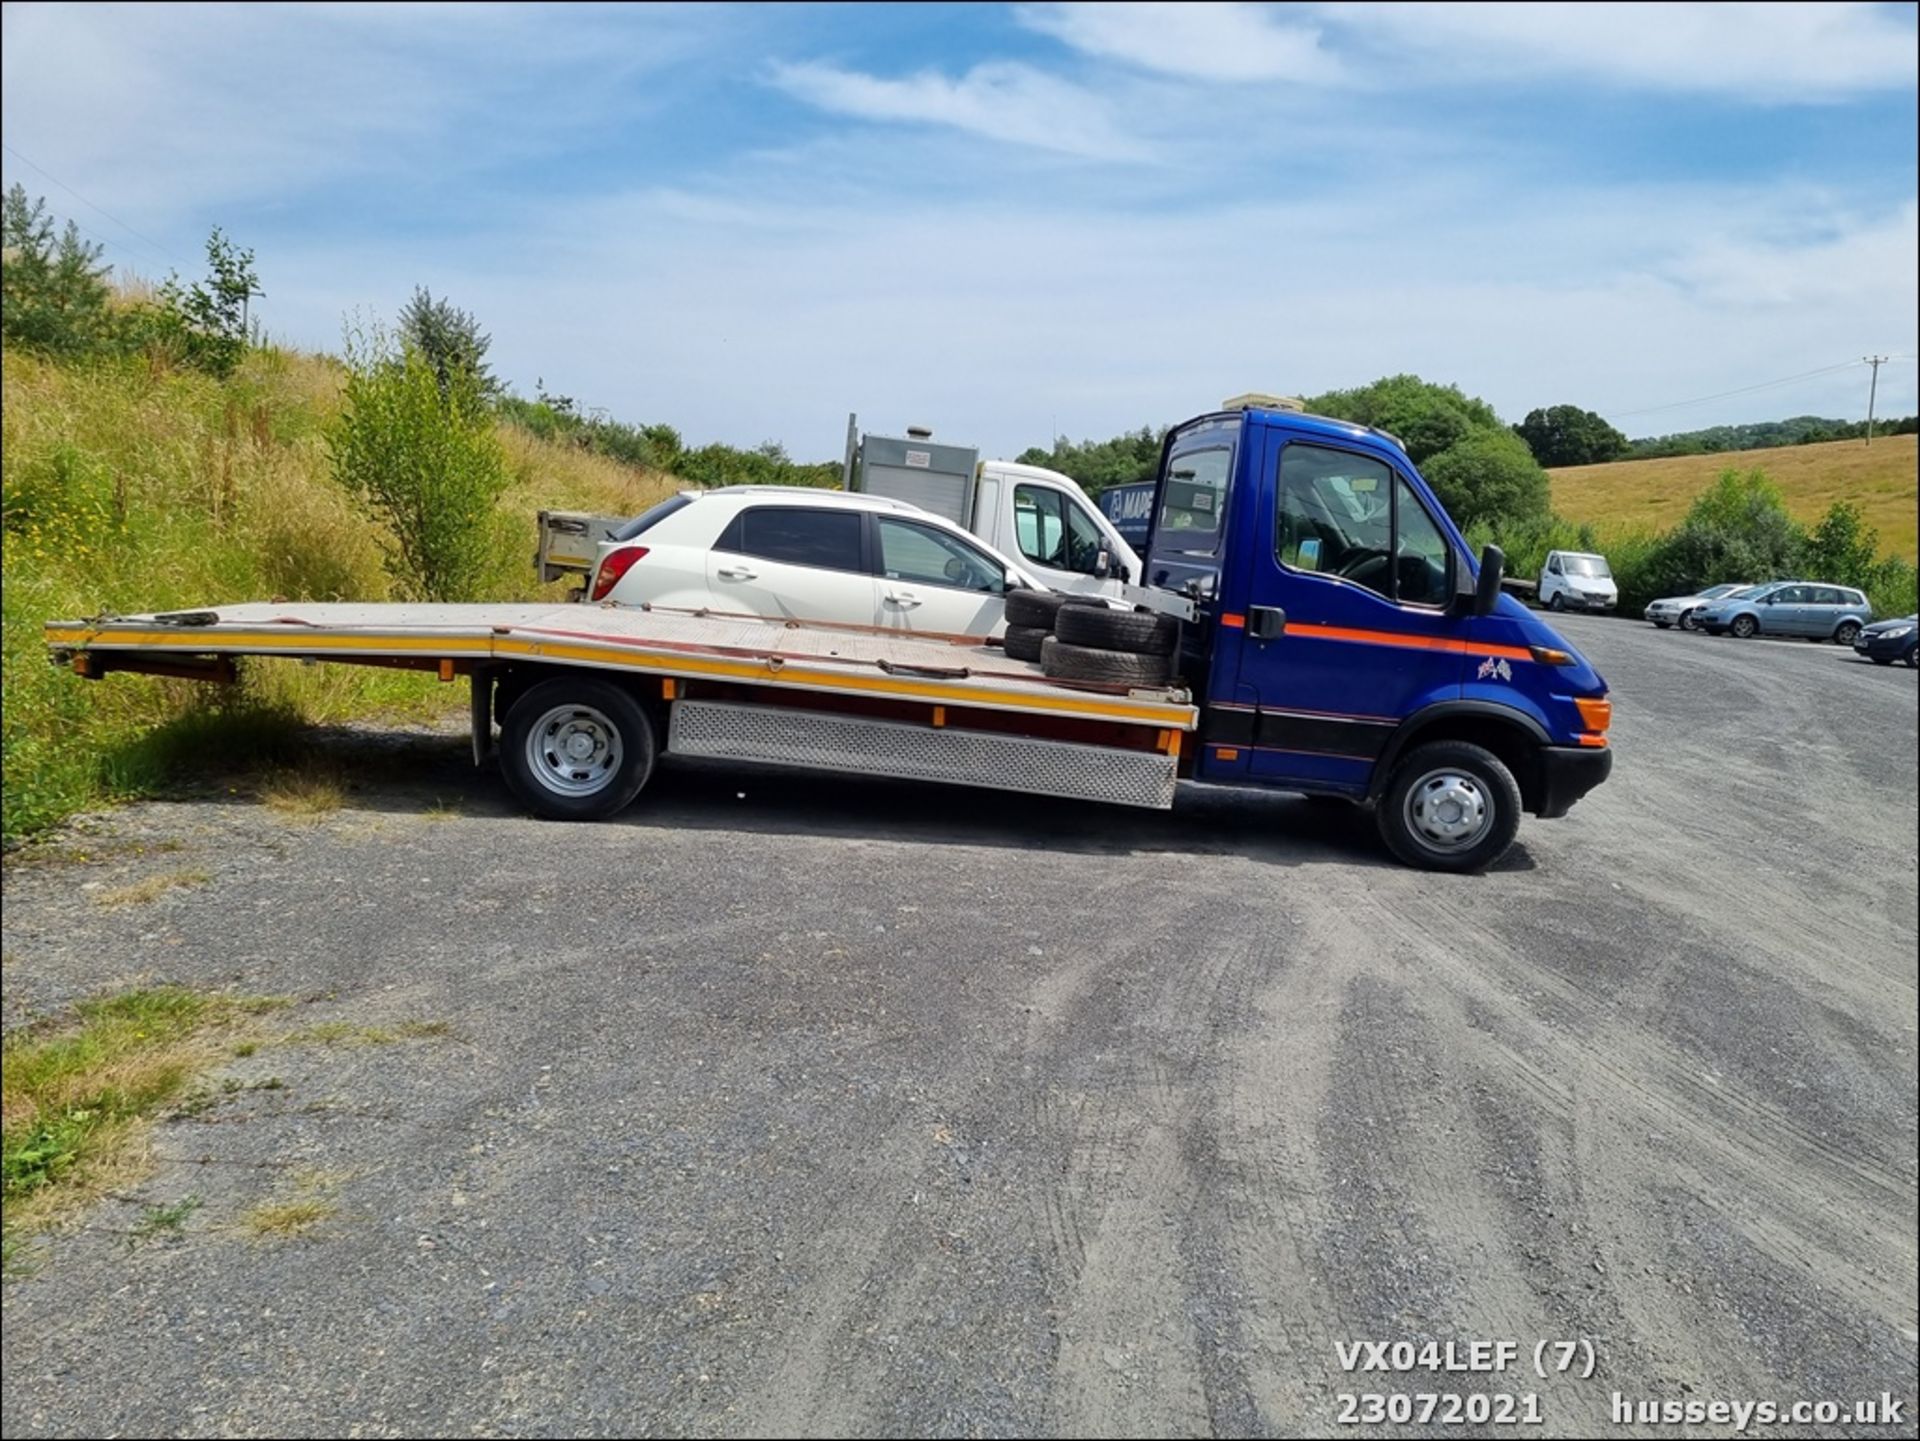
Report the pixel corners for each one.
[1538,550,1618,612]
[845,420,1141,599]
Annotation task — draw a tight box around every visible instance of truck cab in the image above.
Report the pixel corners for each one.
[1144,403,1613,869]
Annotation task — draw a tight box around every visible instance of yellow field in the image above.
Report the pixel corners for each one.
[1550,434,1917,561]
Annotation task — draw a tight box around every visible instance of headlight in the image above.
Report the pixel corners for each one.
[1880,624,1914,640]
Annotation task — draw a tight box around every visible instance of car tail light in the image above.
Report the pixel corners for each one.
[588,546,649,602]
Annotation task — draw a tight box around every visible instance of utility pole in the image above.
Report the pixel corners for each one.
[1864,354,1887,445]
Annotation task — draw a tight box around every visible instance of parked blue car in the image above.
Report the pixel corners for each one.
[1693,581,1873,643]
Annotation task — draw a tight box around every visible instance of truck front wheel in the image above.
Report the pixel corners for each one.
[500,677,656,821]
[1377,740,1522,872]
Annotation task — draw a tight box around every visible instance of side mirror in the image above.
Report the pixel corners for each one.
[1095,548,1112,580]
[1474,544,1505,617]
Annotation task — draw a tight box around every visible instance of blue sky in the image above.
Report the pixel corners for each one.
[3,2,1916,460]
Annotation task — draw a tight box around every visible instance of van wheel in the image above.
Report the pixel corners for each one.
[1548,593,1567,612]
[1377,740,1522,873]
[500,676,656,820]
[1833,620,1861,646]
[1730,614,1758,639]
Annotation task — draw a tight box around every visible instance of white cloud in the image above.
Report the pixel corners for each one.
[1335,2,1918,101]
[1016,2,1340,84]
[769,60,1151,161]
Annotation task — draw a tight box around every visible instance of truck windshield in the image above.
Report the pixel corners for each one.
[1158,448,1230,552]
[1565,556,1611,578]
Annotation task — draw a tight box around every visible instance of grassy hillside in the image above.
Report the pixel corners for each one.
[1550,435,1918,562]
[2,346,679,842]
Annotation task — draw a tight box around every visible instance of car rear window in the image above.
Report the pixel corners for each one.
[717,506,865,573]
[610,493,693,542]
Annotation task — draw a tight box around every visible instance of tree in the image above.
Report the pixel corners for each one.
[397,286,498,399]
[1016,426,1165,495]
[1639,469,1804,599]
[1304,375,1503,466]
[1513,405,1629,467]
[1801,501,1881,590]
[1418,428,1552,531]
[159,227,259,376]
[329,327,509,601]
[1,185,113,357]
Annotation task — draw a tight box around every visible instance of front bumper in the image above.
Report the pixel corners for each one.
[1855,633,1915,661]
[1535,744,1613,819]
[1564,594,1616,611]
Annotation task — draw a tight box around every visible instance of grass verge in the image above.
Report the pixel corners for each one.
[1,986,282,1265]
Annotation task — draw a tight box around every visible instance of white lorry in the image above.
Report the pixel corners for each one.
[839,417,1140,598]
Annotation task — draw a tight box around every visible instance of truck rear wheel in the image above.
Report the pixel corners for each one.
[500,676,656,821]
[1376,740,1522,873]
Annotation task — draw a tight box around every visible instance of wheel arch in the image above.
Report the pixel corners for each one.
[1369,701,1551,812]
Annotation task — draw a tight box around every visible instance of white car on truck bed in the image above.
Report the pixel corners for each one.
[570,486,1047,637]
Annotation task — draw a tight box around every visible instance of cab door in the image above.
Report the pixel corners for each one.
[1216,434,1467,793]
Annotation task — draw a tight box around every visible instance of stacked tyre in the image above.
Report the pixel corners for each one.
[1001,590,1181,686]
[1000,589,1089,663]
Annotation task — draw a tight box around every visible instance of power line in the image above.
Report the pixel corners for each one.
[1604,359,1870,421]
[0,140,188,272]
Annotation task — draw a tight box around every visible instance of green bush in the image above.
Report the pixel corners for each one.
[329,332,510,601]
[1419,428,1552,532]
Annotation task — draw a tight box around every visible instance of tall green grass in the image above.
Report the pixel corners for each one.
[2,346,678,843]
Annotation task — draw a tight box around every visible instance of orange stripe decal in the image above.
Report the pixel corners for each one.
[1282,623,1533,662]
[1220,613,1246,629]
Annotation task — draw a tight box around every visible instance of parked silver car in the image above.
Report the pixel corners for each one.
[1694,581,1873,643]
[1643,582,1749,631]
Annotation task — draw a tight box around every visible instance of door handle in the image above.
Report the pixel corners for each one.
[1248,605,1286,640]
[716,566,757,581]
[885,591,922,608]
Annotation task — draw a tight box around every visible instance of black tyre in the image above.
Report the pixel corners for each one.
[1730,614,1758,639]
[1004,589,1095,630]
[1002,624,1047,663]
[1376,739,1522,873]
[499,676,656,821]
[1054,604,1180,656]
[1549,593,1567,612]
[1678,608,1701,631]
[1833,620,1861,646]
[1907,646,1919,669]
[1039,635,1174,686]
[1652,620,1672,630]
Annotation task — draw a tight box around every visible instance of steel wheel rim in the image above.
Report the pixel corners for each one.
[1732,616,1756,638]
[1836,622,1859,645]
[526,703,623,796]
[1403,768,1493,852]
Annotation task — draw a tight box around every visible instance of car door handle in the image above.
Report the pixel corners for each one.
[884,591,922,608]
[716,566,757,581]
[1248,605,1286,640]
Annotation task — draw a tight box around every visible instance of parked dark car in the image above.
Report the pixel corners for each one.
[1852,614,1918,667]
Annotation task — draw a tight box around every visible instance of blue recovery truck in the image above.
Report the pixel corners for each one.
[46,403,1610,871]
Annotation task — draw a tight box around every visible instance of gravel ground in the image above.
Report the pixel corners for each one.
[2,615,1915,1438]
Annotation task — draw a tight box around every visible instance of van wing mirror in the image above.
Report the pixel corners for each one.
[1095,548,1112,579]
[1474,544,1505,617]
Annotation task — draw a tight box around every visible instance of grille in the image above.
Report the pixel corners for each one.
[668,700,1176,809]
